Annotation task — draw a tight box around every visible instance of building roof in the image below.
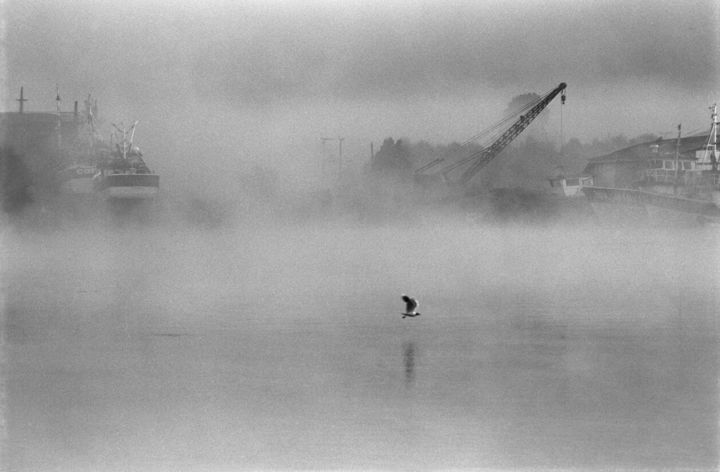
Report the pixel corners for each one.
[586,134,711,165]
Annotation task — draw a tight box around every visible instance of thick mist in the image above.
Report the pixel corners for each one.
[2,1,720,469]
[2,0,719,204]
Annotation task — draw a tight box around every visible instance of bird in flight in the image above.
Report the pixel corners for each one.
[401,295,421,318]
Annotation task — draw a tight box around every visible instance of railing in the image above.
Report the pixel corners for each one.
[644,169,720,188]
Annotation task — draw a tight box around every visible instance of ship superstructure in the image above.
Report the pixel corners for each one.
[582,104,720,224]
[93,121,159,200]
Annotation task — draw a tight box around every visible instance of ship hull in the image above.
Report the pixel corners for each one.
[58,165,98,195]
[95,173,159,200]
[582,186,720,225]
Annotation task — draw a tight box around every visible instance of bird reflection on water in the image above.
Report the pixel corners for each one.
[403,341,416,387]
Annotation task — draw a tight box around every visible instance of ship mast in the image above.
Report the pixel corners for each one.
[55,86,63,152]
[674,124,681,193]
[129,121,138,148]
[111,121,139,161]
[16,87,28,113]
[711,104,718,172]
[696,104,719,172]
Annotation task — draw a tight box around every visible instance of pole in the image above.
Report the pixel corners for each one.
[674,124,681,194]
[55,86,62,151]
[321,136,344,181]
[711,104,718,172]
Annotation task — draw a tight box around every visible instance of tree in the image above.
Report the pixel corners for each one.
[370,137,413,175]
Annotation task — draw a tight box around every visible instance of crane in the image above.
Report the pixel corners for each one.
[422,82,566,186]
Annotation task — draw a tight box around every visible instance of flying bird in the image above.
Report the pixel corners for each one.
[401,294,421,318]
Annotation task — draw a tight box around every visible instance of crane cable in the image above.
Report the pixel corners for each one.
[441,88,555,176]
[457,93,542,149]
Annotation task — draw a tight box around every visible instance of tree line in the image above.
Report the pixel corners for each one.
[367,132,660,190]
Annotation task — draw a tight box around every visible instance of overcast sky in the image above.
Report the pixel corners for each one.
[2,0,718,189]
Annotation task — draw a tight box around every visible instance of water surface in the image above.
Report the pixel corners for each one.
[2,222,718,470]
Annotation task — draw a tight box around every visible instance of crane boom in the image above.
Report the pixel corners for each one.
[447,82,566,186]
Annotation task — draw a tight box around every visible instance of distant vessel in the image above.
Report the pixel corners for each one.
[582,104,720,225]
[0,87,159,211]
[0,87,93,202]
[93,121,159,200]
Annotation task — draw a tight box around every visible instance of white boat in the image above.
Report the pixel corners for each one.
[93,121,159,200]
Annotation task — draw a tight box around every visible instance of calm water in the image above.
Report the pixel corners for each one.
[2,221,718,471]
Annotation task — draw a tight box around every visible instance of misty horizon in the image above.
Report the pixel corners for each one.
[2,0,718,194]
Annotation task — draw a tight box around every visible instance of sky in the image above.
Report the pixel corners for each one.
[1,0,718,191]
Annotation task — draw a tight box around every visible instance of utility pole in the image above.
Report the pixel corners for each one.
[320,137,332,180]
[320,136,344,181]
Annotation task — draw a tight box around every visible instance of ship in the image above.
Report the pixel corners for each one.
[581,104,720,225]
[0,87,95,203]
[0,87,159,215]
[56,95,104,198]
[92,121,159,201]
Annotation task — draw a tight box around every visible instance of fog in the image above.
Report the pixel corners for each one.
[2,1,720,469]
